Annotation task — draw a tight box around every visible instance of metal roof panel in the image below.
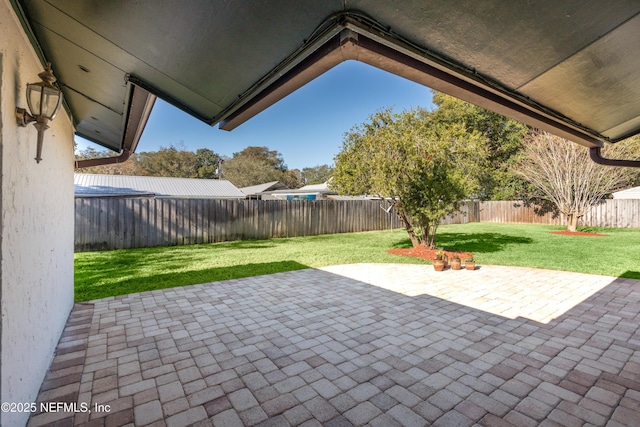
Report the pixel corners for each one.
[240,181,289,196]
[74,174,245,199]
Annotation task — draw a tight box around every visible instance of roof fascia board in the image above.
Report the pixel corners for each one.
[118,18,344,131]
[216,21,345,129]
[341,18,604,148]
[75,83,155,168]
[123,83,156,155]
[125,75,210,124]
[350,30,603,148]
[219,30,352,130]
[217,11,604,148]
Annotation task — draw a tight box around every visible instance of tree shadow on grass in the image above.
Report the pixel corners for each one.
[222,240,285,249]
[390,232,534,254]
[76,260,309,302]
[77,239,284,274]
[620,270,640,280]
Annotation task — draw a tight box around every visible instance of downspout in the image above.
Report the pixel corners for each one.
[589,147,640,168]
[74,149,131,168]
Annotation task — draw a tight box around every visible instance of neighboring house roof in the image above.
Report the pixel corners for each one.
[327,195,381,201]
[298,183,330,192]
[263,182,336,196]
[240,181,289,197]
[612,186,640,199]
[74,174,245,199]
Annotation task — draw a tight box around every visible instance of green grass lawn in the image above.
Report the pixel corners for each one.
[75,223,640,301]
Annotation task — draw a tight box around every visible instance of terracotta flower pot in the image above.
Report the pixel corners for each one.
[433,259,446,271]
[465,261,476,270]
[450,259,461,270]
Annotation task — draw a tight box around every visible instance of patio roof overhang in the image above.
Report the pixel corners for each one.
[11,1,640,163]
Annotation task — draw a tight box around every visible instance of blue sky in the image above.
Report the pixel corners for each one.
[76,61,434,171]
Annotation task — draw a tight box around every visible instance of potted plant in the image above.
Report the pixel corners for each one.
[450,254,461,270]
[433,249,447,271]
[464,256,476,270]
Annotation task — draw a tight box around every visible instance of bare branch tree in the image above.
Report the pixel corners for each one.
[517,131,640,231]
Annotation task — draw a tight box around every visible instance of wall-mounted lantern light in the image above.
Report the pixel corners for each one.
[16,63,64,163]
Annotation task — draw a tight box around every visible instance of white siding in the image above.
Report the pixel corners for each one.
[612,186,640,199]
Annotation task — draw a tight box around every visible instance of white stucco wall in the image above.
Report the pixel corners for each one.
[1,1,76,425]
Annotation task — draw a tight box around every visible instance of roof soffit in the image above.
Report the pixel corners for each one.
[12,0,640,154]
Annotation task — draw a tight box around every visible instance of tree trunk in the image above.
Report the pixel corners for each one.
[429,223,439,249]
[397,210,420,247]
[567,213,579,232]
[421,224,431,249]
[421,221,438,249]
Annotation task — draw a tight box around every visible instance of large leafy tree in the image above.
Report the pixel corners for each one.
[301,164,334,185]
[223,146,302,188]
[76,143,225,179]
[236,146,287,171]
[515,131,640,231]
[222,155,282,187]
[430,92,528,199]
[195,148,222,179]
[280,169,303,189]
[332,108,488,248]
[137,144,200,178]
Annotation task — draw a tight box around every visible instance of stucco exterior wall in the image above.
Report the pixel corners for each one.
[0,1,76,425]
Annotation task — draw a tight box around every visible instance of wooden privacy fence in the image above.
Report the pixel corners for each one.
[479,199,640,228]
[75,198,404,251]
[75,198,638,251]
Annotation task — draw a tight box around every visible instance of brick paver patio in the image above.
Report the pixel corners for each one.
[28,264,640,426]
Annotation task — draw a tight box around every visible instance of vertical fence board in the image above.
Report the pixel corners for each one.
[161,199,168,246]
[149,198,155,247]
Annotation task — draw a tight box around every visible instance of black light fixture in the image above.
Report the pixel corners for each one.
[16,63,64,163]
